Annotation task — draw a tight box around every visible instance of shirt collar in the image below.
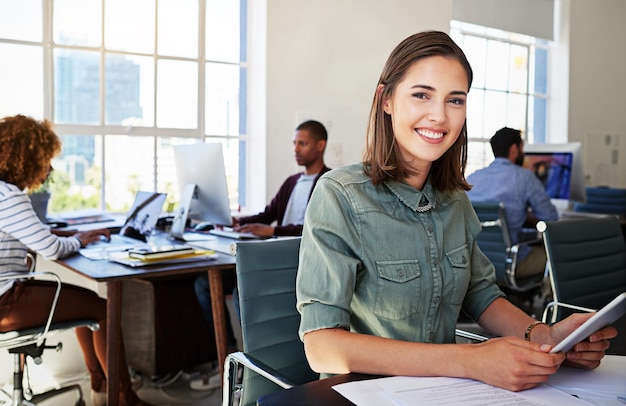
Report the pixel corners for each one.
[384,178,438,212]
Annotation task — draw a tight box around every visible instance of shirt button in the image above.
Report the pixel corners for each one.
[433,296,440,304]
[397,269,405,277]
[426,225,433,233]
[462,255,467,264]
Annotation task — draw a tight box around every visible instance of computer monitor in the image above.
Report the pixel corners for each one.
[523,142,586,208]
[173,143,233,226]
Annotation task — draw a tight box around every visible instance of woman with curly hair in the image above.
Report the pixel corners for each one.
[0,115,151,405]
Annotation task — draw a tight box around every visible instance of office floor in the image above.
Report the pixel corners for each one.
[0,329,222,406]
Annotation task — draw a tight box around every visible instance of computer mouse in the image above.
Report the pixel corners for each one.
[193,222,214,232]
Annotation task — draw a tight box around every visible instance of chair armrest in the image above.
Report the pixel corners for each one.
[504,239,547,292]
[0,271,62,346]
[223,351,297,406]
[541,301,596,324]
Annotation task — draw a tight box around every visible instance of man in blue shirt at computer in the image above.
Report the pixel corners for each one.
[467,127,558,281]
[190,120,330,391]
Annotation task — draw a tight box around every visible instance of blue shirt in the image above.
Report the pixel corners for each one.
[466,158,559,258]
[296,163,504,345]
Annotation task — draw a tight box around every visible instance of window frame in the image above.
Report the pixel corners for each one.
[451,21,550,175]
[0,0,249,214]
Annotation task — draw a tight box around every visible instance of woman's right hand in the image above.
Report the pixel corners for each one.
[468,336,565,392]
[75,228,111,247]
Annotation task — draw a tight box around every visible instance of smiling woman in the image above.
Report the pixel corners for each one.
[295,30,617,393]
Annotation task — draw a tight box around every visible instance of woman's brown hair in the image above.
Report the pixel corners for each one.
[0,115,61,191]
[363,31,473,192]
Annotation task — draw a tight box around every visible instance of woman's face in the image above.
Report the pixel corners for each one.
[383,55,468,173]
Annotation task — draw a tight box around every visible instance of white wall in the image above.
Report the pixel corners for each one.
[568,0,626,187]
[260,0,453,205]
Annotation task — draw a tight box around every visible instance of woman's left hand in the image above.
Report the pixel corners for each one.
[550,313,617,369]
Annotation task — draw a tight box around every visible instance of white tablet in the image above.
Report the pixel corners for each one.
[550,292,626,353]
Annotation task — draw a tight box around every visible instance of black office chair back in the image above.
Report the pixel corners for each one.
[573,186,626,216]
[538,216,626,321]
[235,237,318,406]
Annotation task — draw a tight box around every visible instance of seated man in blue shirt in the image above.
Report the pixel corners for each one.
[467,127,558,280]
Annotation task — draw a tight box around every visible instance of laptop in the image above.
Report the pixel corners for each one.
[80,191,167,258]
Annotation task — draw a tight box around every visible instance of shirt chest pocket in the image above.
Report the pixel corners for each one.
[445,245,471,305]
[374,260,421,320]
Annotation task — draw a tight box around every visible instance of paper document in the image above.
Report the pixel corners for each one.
[333,376,588,406]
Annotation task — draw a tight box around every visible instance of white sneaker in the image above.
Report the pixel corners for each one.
[91,390,107,406]
[189,369,221,391]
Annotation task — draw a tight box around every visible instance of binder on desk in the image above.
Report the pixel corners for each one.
[108,250,217,267]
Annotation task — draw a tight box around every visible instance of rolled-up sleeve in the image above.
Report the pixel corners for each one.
[297,176,359,339]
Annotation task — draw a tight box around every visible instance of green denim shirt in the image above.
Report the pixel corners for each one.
[297,163,504,344]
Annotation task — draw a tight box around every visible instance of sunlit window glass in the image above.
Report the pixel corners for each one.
[156,59,198,129]
[105,0,155,53]
[206,63,240,136]
[484,40,509,91]
[0,0,248,213]
[105,54,155,126]
[0,0,42,41]
[54,0,101,47]
[104,135,155,212]
[54,49,100,124]
[0,44,43,118]
[53,135,102,213]
[509,45,529,94]
[206,0,240,62]
[158,0,198,58]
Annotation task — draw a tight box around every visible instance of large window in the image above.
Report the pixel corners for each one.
[451,21,550,175]
[0,0,248,215]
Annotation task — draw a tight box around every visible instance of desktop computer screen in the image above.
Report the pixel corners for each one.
[523,142,586,207]
[523,151,573,200]
[172,143,233,227]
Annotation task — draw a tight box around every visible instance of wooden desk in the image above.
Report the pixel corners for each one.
[56,243,236,406]
[258,356,626,405]
[256,373,376,406]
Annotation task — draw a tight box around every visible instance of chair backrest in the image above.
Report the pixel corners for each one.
[573,187,626,216]
[471,201,513,288]
[538,216,626,320]
[235,237,318,406]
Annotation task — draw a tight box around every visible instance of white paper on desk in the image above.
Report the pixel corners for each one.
[333,376,590,406]
[546,355,626,406]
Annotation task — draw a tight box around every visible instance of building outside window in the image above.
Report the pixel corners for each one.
[451,21,550,176]
[0,0,248,215]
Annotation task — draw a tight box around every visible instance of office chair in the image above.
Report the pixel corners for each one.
[0,256,99,406]
[537,216,626,324]
[471,201,547,294]
[222,237,491,406]
[222,237,318,406]
[572,186,626,216]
